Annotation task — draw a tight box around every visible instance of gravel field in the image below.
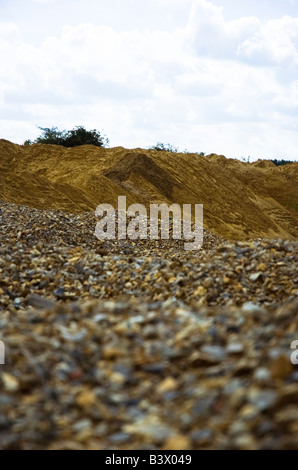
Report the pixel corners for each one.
[0,201,297,450]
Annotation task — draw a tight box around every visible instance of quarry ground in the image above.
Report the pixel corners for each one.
[0,141,297,449]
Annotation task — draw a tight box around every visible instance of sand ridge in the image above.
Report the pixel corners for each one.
[0,139,297,240]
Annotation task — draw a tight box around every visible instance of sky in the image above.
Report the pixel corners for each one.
[0,0,298,160]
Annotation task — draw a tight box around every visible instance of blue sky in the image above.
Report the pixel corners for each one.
[0,0,298,160]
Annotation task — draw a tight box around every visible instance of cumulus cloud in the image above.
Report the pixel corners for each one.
[273,80,298,109]
[187,0,261,58]
[0,0,298,160]
[188,1,298,66]
[237,16,298,65]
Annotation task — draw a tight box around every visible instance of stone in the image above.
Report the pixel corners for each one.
[163,434,191,450]
[157,377,178,394]
[1,373,19,392]
[270,354,293,380]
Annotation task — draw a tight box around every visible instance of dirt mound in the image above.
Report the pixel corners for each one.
[104,152,179,200]
[0,140,297,240]
[252,159,276,168]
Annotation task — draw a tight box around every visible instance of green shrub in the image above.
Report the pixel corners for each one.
[149,142,179,153]
[29,126,109,147]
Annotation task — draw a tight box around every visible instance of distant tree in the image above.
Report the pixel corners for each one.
[62,126,109,148]
[31,126,109,147]
[183,149,205,156]
[149,143,206,155]
[35,127,64,145]
[269,159,295,166]
[23,139,33,146]
[150,142,179,153]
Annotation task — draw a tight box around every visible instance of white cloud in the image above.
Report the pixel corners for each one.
[0,22,20,38]
[0,0,297,160]
[273,80,298,109]
[237,16,298,65]
[188,0,298,68]
[187,0,260,58]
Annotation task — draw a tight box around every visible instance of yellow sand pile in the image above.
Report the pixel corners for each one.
[0,139,297,240]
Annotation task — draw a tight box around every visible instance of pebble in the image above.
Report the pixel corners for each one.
[157,377,178,394]
[163,435,191,450]
[1,373,19,392]
[248,389,278,411]
[270,354,293,380]
[123,417,172,442]
[227,342,244,355]
[253,368,272,385]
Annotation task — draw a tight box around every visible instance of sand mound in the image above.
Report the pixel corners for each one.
[252,159,276,168]
[0,140,297,240]
[104,152,179,200]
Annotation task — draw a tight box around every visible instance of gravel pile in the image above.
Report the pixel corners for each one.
[0,201,297,450]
